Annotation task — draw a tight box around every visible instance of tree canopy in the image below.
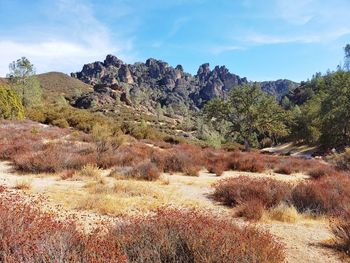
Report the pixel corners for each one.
[7,57,42,107]
[0,84,25,120]
[203,84,288,150]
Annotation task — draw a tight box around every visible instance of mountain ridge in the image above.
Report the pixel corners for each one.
[67,54,298,111]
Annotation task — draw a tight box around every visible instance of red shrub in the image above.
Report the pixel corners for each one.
[213,177,291,209]
[228,152,266,173]
[0,190,125,262]
[331,210,350,255]
[112,208,285,263]
[273,162,293,175]
[236,199,265,221]
[159,144,204,175]
[307,164,339,179]
[209,161,227,176]
[204,149,229,176]
[291,174,350,215]
[133,161,160,181]
[60,169,75,180]
[114,143,152,167]
[184,165,201,176]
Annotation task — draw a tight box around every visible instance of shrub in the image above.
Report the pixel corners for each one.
[60,169,75,180]
[332,148,350,171]
[228,152,266,173]
[291,174,350,215]
[236,199,265,221]
[307,164,338,179]
[79,164,101,178]
[204,149,229,176]
[112,208,285,263]
[159,144,204,175]
[183,165,201,176]
[132,161,160,181]
[212,177,291,209]
[273,157,317,175]
[51,118,69,128]
[0,189,125,262]
[273,162,293,175]
[13,144,74,173]
[0,122,102,173]
[331,210,350,255]
[14,179,32,190]
[110,161,160,181]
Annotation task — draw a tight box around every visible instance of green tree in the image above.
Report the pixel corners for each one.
[0,85,25,120]
[203,84,288,150]
[344,44,350,71]
[289,98,322,144]
[319,71,350,146]
[7,57,42,107]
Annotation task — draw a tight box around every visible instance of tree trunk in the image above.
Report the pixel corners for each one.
[244,139,250,152]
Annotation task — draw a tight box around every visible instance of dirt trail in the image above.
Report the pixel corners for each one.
[0,161,343,263]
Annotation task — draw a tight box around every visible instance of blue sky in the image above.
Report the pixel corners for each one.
[0,0,349,81]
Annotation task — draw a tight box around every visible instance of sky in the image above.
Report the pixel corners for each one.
[0,0,349,81]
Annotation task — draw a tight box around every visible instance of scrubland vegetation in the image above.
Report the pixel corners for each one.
[0,187,285,263]
[0,188,125,262]
[0,120,342,178]
[1,48,350,262]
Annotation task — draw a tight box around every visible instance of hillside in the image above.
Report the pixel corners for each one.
[71,55,299,111]
[37,72,92,101]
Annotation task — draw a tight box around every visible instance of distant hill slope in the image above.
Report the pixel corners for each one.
[37,72,92,101]
[71,54,298,111]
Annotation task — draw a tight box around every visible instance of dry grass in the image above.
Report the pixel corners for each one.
[48,178,205,216]
[14,179,32,190]
[78,164,102,179]
[263,203,300,223]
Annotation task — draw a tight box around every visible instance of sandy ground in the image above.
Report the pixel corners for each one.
[0,161,344,263]
[262,142,319,158]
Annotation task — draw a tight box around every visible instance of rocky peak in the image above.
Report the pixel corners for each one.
[104,54,123,68]
[71,54,298,112]
[197,63,211,82]
[118,64,134,84]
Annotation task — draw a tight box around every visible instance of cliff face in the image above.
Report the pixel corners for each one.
[71,54,297,111]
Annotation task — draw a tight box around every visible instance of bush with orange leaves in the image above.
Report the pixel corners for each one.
[152,144,204,176]
[291,174,350,215]
[213,177,291,209]
[212,176,292,220]
[112,208,285,263]
[0,189,125,262]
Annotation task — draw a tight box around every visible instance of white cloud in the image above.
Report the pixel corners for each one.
[0,39,132,76]
[275,0,316,25]
[233,0,350,46]
[210,45,244,55]
[168,17,190,37]
[0,0,135,76]
[238,27,350,46]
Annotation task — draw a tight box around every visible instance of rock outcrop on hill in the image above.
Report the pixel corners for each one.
[71,55,298,111]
